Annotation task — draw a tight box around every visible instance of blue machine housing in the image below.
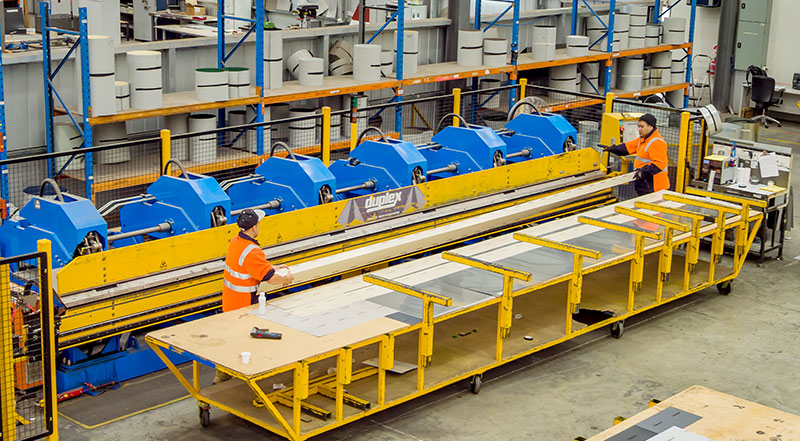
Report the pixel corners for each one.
[0,194,107,268]
[329,137,427,198]
[422,125,507,180]
[504,112,578,152]
[500,133,558,165]
[117,172,231,244]
[227,154,336,216]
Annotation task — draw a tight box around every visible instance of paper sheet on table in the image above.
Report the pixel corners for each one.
[647,426,713,441]
[758,153,779,178]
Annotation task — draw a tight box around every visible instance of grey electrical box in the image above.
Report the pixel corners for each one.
[735,0,773,70]
[739,0,772,23]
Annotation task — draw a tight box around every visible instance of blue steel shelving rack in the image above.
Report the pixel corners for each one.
[570,0,697,106]
[217,0,265,154]
[41,4,92,199]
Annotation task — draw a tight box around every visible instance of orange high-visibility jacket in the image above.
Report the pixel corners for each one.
[624,129,670,192]
[222,232,274,312]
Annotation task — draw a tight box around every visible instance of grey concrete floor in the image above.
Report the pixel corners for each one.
[59,122,800,441]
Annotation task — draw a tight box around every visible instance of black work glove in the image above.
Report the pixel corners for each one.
[600,143,629,156]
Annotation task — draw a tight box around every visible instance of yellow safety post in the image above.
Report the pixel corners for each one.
[452,88,461,127]
[513,234,601,335]
[519,78,528,100]
[160,128,172,176]
[1,258,17,440]
[321,106,331,166]
[38,240,58,441]
[293,361,309,434]
[441,252,531,360]
[378,334,394,406]
[363,274,451,391]
[605,91,615,113]
[335,347,353,421]
[579,217,661,312]
[615,206,690,302]
[676,112,691,193]
[350,96,358,151]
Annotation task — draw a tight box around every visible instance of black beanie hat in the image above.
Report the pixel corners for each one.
[639,113,657,128]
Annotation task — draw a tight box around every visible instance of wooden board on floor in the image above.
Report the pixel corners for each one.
[585,385,800,440]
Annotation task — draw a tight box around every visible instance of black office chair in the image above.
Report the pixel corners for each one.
[751,75,783,128]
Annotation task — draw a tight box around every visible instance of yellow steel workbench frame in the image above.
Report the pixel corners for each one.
[146,191,762,441]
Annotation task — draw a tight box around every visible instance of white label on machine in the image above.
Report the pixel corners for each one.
[622,120,639,143]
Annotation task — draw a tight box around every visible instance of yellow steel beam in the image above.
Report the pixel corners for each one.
[39,240,59,441]
[614,206,691,232]
[685,187,768,209]
[452,88,461,126]
[336,347,353,422]
[321,107,331,166]
[0,250,17,440]
[274,394,330,421]
[363,275,451,307]
[248,379,297,440]
[633,201,705,221]
[317,385,371,411]
[676,112,690,193]
[519,78,527,100]
[513,233,602,259]
[662,192,742,214]
[578,216,662,240]
[378,334,394,406]
[441,252,532,281]
[293,361,309,434]
[160,129,172,176]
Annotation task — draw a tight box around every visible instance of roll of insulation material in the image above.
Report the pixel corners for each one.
[480,78,502,108]
[195,68,229,102]
[286,49,313,80]
[662,17,686,45]
[646,24,661,47]
[381,51,393,76]
[54,123,84,171]
[85,35,116,117]
[649,68,663,87]
[629,35,646,49]
[667,89,684,106]
[627,5,647,26]
[618,58,644,91]
[127,50,163,110]
[353,44,381,82]
[228,109,250,151]
[457,30,484,67]
[394,30,419,75]
[226,67,250,99]
[115,81,130,113]
[652,51,672,69]
[586,15,607,51]
[264,31,283,89]
[580,62,600,94]
[549,64,577,96]
[671,59,685,83]
[642,68,651,88]
[614,13,630,51]
[482,38,507,67]
[298,58,324,87]
[165,114,189,160]
[566,35,589,57]
[531,25,556,61]
[630,23,646,38]
[330,40,354,65]
[329,58,353,76]
[289,107,317,149]
[95,122,130,165]
[188,114,218,163]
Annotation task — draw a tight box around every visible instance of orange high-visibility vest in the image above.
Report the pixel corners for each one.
[222,233,273,312]
[624,129,670,192]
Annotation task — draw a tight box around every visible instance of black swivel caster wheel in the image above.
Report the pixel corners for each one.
[716,281,732,296]
[470,374,483,394]
[610,321,625,339]
[199,403,211,427]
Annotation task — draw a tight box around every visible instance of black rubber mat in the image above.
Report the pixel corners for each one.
[59,362,215,429]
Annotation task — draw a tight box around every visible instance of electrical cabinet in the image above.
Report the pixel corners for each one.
[734,0,772,71]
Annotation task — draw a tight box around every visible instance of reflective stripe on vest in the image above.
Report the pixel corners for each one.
[643,137,659,152]
[223,279,257,293]
[238,244,260,266]
[224,264,251,281]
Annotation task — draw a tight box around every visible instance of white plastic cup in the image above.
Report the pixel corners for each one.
[241,351,251,364]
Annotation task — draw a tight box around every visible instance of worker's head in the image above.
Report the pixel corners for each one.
[237,209,266,237]
[638,114,657,138]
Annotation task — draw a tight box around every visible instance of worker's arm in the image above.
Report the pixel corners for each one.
[244,250,294,286]
[264,264,294,286]
[604,139,637,157]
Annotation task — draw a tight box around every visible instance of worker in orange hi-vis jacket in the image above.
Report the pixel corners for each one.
[603,113,670,196]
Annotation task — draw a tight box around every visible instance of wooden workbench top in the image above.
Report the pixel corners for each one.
[586,385,800,440]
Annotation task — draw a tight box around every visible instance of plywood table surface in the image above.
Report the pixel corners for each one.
[586,385,800,440]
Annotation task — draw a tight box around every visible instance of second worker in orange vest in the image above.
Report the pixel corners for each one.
[604,113,670,196]
[222,208,294,313]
